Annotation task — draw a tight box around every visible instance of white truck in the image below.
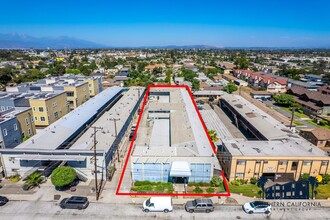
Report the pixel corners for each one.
[142,197,173,213]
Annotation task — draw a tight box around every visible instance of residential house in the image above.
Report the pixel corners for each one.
[287,86,330,116]
[300,128,330,150]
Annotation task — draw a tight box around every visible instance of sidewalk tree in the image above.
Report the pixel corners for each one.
[273,94,294,106]
[51,166,77,187]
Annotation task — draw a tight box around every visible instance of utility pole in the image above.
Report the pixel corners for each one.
[289,107,295,130]
[110,118,120,162]
[91,126,102,200]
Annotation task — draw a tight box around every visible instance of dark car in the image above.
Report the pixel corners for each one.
[185,198,214,213]
[60,196,89,210]
[129,131,136,141]
[0,196,8,206]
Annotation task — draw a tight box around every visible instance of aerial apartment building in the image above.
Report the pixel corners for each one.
[217,94,330,182]
[131,87,221,185]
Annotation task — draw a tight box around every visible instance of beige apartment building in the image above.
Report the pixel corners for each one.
[29,92,69,127]
[219,139,330,182]
[64,82,90,110]
[83,78,101,97]
[14,107,36,138]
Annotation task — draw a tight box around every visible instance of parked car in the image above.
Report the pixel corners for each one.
[142,197,173,213]
[185,198,214,213]
[60,196,89,210]
[0,196,8,206]
[243,201,271,214]
[129,130,135,141]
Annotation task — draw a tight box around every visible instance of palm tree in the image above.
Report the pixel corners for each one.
[257,176,268,199]
[208,130,219,142]
[308,176,318,199]
[25,172,44,188]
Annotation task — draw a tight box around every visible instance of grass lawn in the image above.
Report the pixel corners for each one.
[293,120,304,126]
[280,107,310,119]
[315,184,330,199]
[228,184,261,197]
[306,120,330,130]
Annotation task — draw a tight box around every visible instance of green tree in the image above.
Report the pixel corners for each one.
[223,83,238,94]
[66,69,81,74]
[234,56,249,69]
[51,166,77,187]
[165,69,172,84]
[25,172,44,188]
[208,130,219,142]
[273,94,294,106]
[0,68,13,85]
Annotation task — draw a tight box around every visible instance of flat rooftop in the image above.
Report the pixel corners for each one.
[223,139,328,157]
[70,87,144,151]
[15,86,123,150]
[221,94,297,141]
[132,87,214,157]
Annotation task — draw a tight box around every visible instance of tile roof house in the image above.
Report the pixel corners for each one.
[287,86,330,115]
[300,127,330,149]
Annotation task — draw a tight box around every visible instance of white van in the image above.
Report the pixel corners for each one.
[142,197,173,213]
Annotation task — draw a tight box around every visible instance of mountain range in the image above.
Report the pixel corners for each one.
[0,33,328,49]
[0,33,106,49]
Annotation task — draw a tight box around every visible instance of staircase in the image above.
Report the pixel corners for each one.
[174,183,186,193]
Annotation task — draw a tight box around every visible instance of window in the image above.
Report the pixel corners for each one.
[237,160,246,165]
[264,160,268,164]
[52,102,57,107]
[321,161,328,166]
[1,106,5,111]
[34,116,38,121]
[22,132,25,138]
[31,116,34,122]
[46,107,49,112]
[40,117,46,122]
[54,111,59,119]
[13,124,18,131]
[256,160,261,164]
[28,128,31,135]
[3,129,7,136]
[235,173,244,178]
[33,107,36,111]
[38,107,44,112]
[25,117,29,125]
[291,161,298,171]
[89,84,92,87]
[303,161,312,166]
[89,90,92,94]
[67,92,74,97]
[279,161,287,166]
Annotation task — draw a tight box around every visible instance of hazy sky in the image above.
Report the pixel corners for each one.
[1,0,330,47]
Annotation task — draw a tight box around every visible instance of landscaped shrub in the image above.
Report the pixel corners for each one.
[250,177,257,184]
[319,120,328,126]
[206,187,215,194]
[131,185,153,192]
[154,184,165,192]
[297,109,304,114]
[210,177,223,187]
[134,180,152,186]
[321,174,330,184]
[231,179,243,186]
[188,182,210,187]
[301,173,310,181]
[193,186,203,193]
[9,174,21,182]
[51,166,77,187]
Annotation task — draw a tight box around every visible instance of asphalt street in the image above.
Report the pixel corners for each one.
[0,201,329,220]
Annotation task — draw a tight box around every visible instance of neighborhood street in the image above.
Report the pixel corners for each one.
[0,201,329,220]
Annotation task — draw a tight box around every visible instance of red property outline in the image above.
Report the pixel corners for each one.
[116,84,230,197]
